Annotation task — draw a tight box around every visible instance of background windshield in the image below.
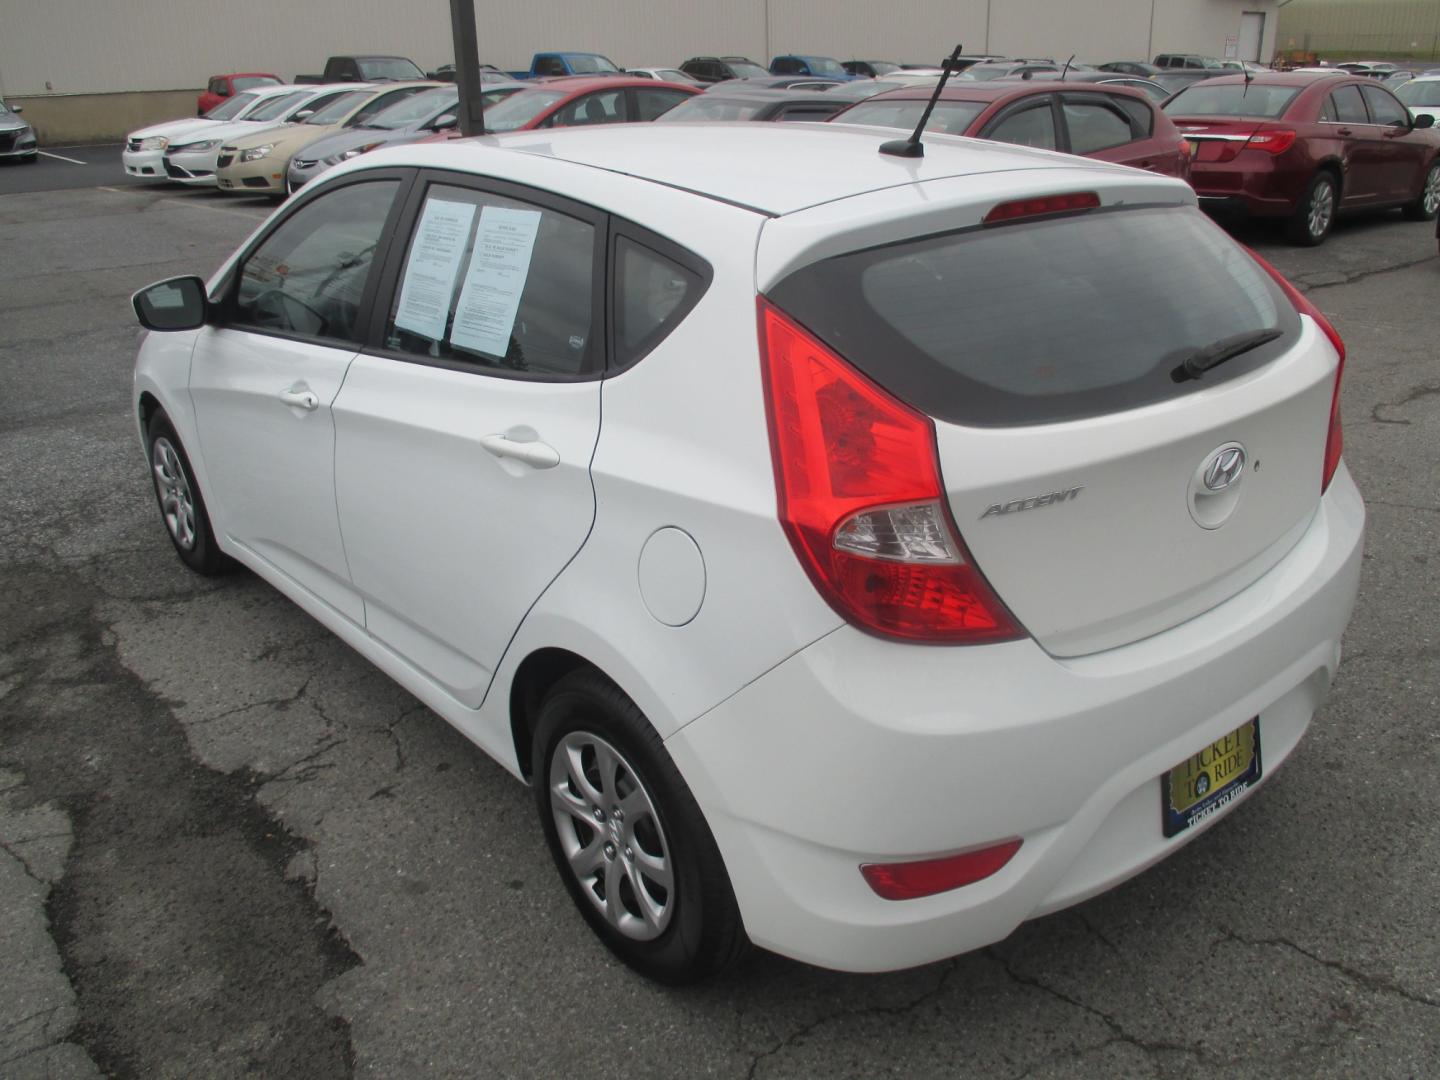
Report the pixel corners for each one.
[803,57,846,76]
[656,96,770,122]
[1397,80,1440,107]
[233,76,281,91]
[206,92,259,120]
[247,91,309,122]
[730,62,769,78]
[482,89,565,130]
[305,91,369,124]
[834,98,986,135]
[357,58,425,80]
[566,55,620,74]
[1163,84,1299,118]
[364,87,457,129]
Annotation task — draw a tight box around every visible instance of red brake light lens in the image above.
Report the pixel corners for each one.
[860,839,1023,900]
[983,191,1100,225]
[1248,249,1345,491]
[757,299,1023,643]
[1244,129,1297,154]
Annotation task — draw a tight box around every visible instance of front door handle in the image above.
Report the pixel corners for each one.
[479,433,560,469]
[1336,127,1353,137]
[278,388,319,411]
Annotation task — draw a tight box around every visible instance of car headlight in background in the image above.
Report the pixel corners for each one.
[322,142,382,166]
[170,139,221,153]
[239,143,275,162]
[137,136,169,151]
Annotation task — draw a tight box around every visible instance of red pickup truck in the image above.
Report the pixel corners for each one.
[197,73,282,116]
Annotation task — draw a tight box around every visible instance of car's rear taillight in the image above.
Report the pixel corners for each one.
[1245,128,1297,154]
[1249,250,1346,491]
[860,839,1022,900]
[757,299,1023,643]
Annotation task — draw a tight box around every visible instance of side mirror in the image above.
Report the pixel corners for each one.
[293,109,314,122]
[9,103,21,114]
[133,275,208,332]
[1413,113,1435,129]
[432,112,458,130]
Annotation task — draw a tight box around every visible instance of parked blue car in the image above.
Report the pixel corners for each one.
[769,55,864,81]
[506,52,625,80]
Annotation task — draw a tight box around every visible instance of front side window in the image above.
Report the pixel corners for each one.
[347,86,428,127]
[1062,96,1138,152]
[209,78,227,95]
[383,184,598,378]
[773,58,802,74]
[483,90,567,131]
[534,57,566,77]
[1360,85,1409,125]
[549,89,628,126]
[984,101,1058,149]
[231,180,399,343]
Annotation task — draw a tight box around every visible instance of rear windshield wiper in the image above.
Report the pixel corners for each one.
[1171,328,1283,383]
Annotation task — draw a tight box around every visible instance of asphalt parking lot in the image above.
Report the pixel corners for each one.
[1,168,1437,1079]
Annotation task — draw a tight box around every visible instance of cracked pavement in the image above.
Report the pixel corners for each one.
[1,181,1437,1078]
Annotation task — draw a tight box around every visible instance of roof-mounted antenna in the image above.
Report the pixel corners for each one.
[1060,54,1076,79]
[880,43,964,158]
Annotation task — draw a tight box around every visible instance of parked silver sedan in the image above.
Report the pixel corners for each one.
[285,81,523,193]
[0,99,37,162]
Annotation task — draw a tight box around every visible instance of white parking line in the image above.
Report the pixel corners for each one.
[39,150,88,165]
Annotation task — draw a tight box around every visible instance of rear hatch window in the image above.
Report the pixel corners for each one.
[1162,84,1300,118]
[767,205,1298,427]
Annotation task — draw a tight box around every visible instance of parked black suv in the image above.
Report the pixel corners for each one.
[679,56,771,83]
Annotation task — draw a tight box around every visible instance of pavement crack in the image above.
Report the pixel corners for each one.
[0,835,46,887]
[1298,253,1438,292]
[191,676,313,726]
[744,958,959,1078]
[1218,927,1439,1010]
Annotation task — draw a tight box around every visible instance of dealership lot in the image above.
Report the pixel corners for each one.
[1,169,1437,1080]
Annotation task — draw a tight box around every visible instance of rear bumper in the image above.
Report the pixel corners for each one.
[1189,153,1301,218]
[666,464,1365,972]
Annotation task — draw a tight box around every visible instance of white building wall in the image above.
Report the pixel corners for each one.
[0,0,1276,98]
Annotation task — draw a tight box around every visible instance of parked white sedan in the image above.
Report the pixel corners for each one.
[123,84,314,179]
[131,124,1363,982]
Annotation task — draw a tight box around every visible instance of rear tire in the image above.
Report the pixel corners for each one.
[532,670,747,984]
[146,412,231,576]
[1402,160,1440,222]
[1286,171,1337,246]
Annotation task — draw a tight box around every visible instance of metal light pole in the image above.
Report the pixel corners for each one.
[449,0,485,136]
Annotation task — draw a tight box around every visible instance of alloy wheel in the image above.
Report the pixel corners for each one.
[1309,179,1334,239]
[549,731,675,941]
[1424,165,1440,216]
[151,436,197,551]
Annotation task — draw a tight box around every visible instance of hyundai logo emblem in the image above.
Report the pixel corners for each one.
[1203,446,1246,491]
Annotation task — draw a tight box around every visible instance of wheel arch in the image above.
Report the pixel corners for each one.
[508,647,603,781]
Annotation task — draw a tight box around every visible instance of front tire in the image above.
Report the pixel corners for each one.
[532,670,746,984]
[146,413,230,575]
[1286,171,1337,246]
[1402,160,1440,222]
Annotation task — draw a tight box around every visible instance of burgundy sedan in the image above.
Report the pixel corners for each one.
[828,82,1191,179]
[1164,72,1440,245]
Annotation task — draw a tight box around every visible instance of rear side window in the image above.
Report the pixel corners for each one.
[383,184,598,377]
[1061,96,1137,152]
[984,102,1057,149]
[766,206,1298,427]
[634,88,691,120]
[550,89,628,126]
[613,237,706,369]
[835,99,986,136]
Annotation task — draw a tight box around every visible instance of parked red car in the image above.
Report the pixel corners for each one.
[1163,72,1440,245]
[828,82,1192,179]
[197,72,282,116]
[417,76,699,142]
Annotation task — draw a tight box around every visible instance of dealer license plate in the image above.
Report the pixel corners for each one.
[1161,718,1261,838]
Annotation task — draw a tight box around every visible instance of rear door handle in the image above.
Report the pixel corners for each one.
[1336,127,1353,137]
[278,388,319,411]
[479,433,560,469]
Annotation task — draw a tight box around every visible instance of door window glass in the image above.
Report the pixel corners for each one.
[383,184,598,377]
[984,102,1058,149]
[1360,85,1408,126]
[1330,85,1368,124]
[231,180,399,343]
[1062,98,1137,152]
[614,238,704,368]
[209,78,227,95]
[633,89,691,121]
[551,89,628,126]
[347,86,428,127]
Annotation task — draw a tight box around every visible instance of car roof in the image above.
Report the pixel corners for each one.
[699,86,843,102]
[526,75,683,93]
[871,82,1138,103]
[416,122,1135,216]
[1190,71,1361,88]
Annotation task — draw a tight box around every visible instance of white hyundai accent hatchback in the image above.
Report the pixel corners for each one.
[131,123,1364,983]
